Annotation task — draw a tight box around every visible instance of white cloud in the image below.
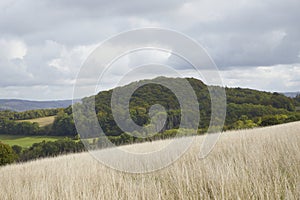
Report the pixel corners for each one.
[48,43,97,73]
[0,39,97,90]
[0,39,27,60]
[95,49,172,93]
[178,0,240,23]
[221,64,300,92]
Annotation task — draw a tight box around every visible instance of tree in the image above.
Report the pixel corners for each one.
[51,110,77,136]
[0,142,17,166]
[12,145,22,155]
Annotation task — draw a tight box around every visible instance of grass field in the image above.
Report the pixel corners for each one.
[0,122,299,199]
[17,116,55,127]
[0,134,63,148]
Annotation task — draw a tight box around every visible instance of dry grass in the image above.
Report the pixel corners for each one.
[0,122,300,200]
[17,116,55,127]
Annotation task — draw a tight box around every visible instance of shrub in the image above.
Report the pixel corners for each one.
[0,142,17,166]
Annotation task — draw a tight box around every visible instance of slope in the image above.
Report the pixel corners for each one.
[0,121,299,199]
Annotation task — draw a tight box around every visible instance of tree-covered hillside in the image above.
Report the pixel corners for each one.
[1,77,300,162]
[77,77,300,139]
[1,77,300,140]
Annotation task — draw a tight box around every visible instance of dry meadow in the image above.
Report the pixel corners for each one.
[0,122,299,200]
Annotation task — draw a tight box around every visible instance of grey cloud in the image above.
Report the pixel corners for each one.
[184,0,300,68]
[0,0,300,99]
[0,0,181,43]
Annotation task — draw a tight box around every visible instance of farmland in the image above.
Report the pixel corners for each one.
[16,116,55,127]
[0,134,63,148]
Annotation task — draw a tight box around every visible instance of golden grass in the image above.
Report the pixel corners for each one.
[17,116,55,127]
[0,122,299,200]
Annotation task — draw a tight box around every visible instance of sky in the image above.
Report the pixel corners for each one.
[0,0,300,100]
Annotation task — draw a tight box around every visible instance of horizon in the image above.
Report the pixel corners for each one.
[0,76,299,101]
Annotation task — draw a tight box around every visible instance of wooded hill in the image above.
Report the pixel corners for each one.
[1,77,300,163]
[79,77,300,139]
[1,77,300,140]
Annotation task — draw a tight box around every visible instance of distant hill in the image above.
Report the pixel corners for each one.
[282,92,300,98]
[0,99,79,111]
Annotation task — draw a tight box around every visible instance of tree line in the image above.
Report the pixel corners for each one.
[0,138,85,166]
[0,108,61,120]
[0,109,77,137]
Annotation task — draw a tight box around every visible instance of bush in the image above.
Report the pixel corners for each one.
[0,142,17,166]
[19,139,85,162]
[12,145,22,155]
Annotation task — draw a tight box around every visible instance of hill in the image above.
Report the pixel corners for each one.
[0,99,79,112]
[0,121,299,199]
[1,76,299,142]
[283,92,300,98]
[77,76,299,138]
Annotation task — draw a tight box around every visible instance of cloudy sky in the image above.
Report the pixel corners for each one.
[0,0,300,100]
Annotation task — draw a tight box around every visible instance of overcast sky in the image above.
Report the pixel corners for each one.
[0,0,300,100]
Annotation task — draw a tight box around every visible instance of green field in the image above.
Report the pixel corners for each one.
[17,116,55,127]
[0,134,63,148]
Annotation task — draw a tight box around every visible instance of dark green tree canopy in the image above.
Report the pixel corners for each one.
[0,142,17,166]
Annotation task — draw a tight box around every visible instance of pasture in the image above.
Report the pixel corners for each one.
[0,134,63,148]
